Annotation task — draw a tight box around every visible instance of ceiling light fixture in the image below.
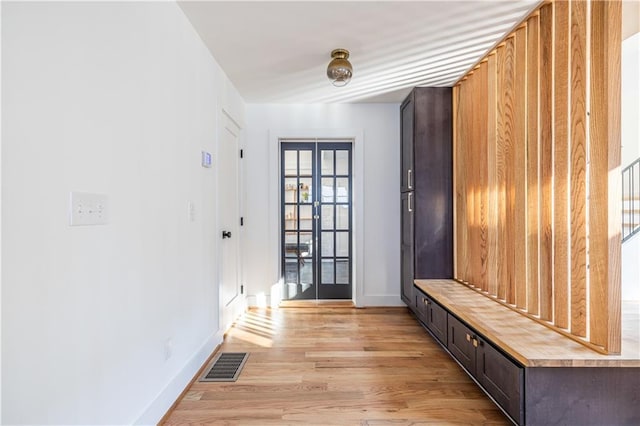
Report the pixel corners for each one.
[327,49,353,87]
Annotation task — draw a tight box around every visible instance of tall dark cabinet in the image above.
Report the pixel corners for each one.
[400,87,453,310]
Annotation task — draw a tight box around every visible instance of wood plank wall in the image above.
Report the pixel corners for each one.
[453,0,621,354]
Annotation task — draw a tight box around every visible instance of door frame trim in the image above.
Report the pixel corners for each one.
[279,141,354,300]
[268,129,365,307]
[218,112,244,333]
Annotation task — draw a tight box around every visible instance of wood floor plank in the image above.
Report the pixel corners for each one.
[161,307,508,425]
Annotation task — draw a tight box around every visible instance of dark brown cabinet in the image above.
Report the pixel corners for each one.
[401,192,415,308]
[415,289,447,344]
[414,283,640,426]
[447,314,478,375]
[447,313,524,425]
[400,87,453,309]
[476,337,524,424]
[401,96,414,193]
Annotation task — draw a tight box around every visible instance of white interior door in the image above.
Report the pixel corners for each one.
[219,113,242,330]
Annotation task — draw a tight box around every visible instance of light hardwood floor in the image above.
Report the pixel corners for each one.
[162,307,508,425]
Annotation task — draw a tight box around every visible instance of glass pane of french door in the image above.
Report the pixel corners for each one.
[281,144,316,300]
[281,142,352,300]
[317,144,352,299]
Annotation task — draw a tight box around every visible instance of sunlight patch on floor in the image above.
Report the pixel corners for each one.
[226,327,273,348]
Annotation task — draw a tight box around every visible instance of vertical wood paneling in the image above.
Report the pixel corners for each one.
[526,14,540,316]
[553,0,570,330]
[538,3,554,322]
[606,0,622,354]
[465,74,474,285]
[469,71,480,288]
[514,27,528,310]
[495,44,507,301]
[463,79,473,282]
[589,0,621,353]
[455,83,469,283]
[477,64,489,292]
[503,37,516,305]
[452,0,621,353]
[569,0,588,337]
[486,53,498,297]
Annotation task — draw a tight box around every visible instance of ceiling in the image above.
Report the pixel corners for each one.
[179,1,541,103]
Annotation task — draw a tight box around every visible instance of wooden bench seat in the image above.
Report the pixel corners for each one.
[414,279,640,367]
[412,279,640,425]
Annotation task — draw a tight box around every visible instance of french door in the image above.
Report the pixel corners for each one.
[281,142,353,300]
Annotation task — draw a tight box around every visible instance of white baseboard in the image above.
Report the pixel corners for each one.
[133,330,224,426]
[246,293,404,308]
[355,295,405,307]
[245,293,280,308]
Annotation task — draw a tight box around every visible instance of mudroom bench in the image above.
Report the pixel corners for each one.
[413,279,640,426]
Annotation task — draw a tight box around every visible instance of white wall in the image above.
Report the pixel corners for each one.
[621,32,640,301]
[1,2,244,424]
[0,2,3,422]
[243,104,401,307]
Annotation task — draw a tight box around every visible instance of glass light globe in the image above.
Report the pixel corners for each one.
[327,49,353,87]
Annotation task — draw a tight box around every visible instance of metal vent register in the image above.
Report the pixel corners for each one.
[199,352,249,382]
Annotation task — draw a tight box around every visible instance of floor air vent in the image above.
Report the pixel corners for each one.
[199,352,249,382]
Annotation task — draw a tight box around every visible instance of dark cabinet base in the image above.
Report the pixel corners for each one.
[413,285,640,425]
[427,298,447,344]
[525,367,640,426]
[415,291,447,344]
[477,337,523,424]
[447,314,478,376]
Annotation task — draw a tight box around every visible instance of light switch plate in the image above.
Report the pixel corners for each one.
[69,192,109,226]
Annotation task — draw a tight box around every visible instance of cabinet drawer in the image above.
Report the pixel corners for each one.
[415,291,428,324]
[476,337,524,425]
[447,314,476,375]
[415,290,447,346]
[426,299,447,344]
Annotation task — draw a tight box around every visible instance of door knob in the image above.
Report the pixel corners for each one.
[222,230,232,239]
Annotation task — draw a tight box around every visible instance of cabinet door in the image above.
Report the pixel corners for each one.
[412,87,453,279]
[426,299,447,344]
[400,192,415,308]
[447,314,476,376]
[415,290,428,324]
[400,96,414,192]
[476,338,524,425]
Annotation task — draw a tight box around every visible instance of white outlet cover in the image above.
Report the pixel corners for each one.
[69,192,109,226]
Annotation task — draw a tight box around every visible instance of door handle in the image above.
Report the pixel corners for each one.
[408,192,413,212]
[222,230,232,239]
[408,169,413,189]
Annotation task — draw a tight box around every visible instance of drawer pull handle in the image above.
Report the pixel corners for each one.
[473,338,479,348]
[466,333,471,342]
